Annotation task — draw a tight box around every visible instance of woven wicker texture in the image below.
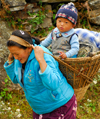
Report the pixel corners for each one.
[41,36,100,101]
[57,54,100,88]
[51,53,100,101]
[74,84,90,101]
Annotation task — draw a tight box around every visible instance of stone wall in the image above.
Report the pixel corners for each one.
[36,0,76,3]
[0,0,99,25]
[0,19,13,90]
[88,0,100,25]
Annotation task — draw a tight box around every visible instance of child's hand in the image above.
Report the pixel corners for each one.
[58,51,67,59]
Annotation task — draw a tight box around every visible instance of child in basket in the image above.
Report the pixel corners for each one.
[41,2,79,59]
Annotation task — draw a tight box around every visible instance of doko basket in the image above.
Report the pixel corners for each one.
[41,37,100,101]
[51,53,100,101]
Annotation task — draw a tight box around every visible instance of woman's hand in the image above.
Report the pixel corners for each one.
[8,53,14,64]
[31,45,44,62]
[8,53,14,61]
[31,45,47,73]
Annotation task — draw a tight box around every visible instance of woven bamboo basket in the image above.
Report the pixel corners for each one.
[40,38,100,101]
[52,53,100,101]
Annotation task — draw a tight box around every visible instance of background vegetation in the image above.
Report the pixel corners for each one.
[0,1,100,119]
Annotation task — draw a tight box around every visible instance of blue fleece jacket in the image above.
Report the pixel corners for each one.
[4,44,74,114]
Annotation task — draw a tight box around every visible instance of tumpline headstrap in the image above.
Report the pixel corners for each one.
[8,35,31,47]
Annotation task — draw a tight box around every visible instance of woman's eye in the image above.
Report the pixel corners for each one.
[15,54,19,56]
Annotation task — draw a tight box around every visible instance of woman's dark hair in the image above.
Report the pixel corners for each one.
[7,30,40,49]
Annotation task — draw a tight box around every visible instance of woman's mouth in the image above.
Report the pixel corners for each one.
[19,59,22,62]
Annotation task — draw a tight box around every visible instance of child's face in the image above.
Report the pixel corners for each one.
[56,17,75,33]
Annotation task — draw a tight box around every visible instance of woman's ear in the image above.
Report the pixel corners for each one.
[27,47,33,51]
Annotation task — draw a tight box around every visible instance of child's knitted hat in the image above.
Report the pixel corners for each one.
[55,2,78,25]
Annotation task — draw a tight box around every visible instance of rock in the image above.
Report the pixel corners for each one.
[0,0,1,8]
[40,17,53,28]
[36,0,76,3]
[9,6,25,11]
[88,0,100,25]
[89,15,100,25]
[4,0,26,12]
[88,0,100,10]
[0,20,12,90]
[26,3,34,10]
[5,0,26,7]
[0,58,5,90]
[89,9,100,18]
[32,8,41,13]
[45,5,53,18]
[0,19,22,91]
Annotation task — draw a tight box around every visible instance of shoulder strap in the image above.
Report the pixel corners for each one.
[51,30,54,38]
[69,33,78,43]
[43,51,92,84]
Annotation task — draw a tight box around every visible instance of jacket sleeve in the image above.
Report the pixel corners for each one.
[4,61,18,84]
[66,34,79,58]
[39,54,64,91]
[40,33,52,47]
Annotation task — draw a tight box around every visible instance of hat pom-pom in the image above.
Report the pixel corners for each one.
[68,2,75,7]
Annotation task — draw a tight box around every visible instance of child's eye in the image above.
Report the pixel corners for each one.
[59,20,61,22]
[65,22,68,24]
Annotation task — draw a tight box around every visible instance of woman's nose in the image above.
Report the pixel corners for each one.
[13,55,18,60]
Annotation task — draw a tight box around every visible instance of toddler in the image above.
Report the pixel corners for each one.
[41,2,79,59]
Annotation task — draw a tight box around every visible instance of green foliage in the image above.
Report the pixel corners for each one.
[76,73,100,119]
[81,19,89,29]
[4,16,15,27]
[0,76,12,100]
[48,26,54,31]
[39,0,42,8]
[34,28,46,37]
[5,9,12,15]
[0,92,32,119]
[80,19,88,28]
[33,26,54,37]
[27,11,46,33]
[52,3,64,26]
[88,102,96,112]
[2,1,54,36]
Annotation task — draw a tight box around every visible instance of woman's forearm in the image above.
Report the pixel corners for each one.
[38,58,47,73]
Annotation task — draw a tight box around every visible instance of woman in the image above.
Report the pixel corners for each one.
[4,30,77,119]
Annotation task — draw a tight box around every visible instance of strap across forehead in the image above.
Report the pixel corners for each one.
[8,35,31,47]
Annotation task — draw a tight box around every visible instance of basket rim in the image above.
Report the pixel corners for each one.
[62,54,100,62]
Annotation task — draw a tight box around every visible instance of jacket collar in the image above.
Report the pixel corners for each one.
[27,44,37,63]
[53,27,74,37]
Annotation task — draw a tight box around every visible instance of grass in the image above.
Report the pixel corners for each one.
[76,72,100,119]
[0,91,33,119]
[0,73,100,119]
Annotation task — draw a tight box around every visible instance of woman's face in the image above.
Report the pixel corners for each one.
[8,46,32,64]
